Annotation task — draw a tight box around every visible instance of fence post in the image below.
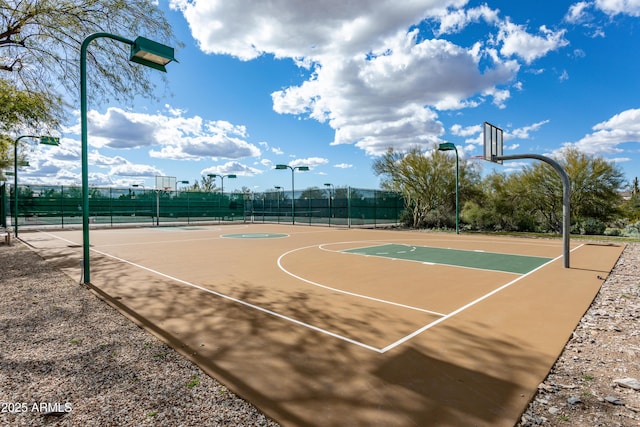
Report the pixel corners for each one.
[347,186,352,228]
[0,183,5,228]
[109,187,113,227]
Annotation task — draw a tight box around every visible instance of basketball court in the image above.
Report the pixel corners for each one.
[19,224,624,426]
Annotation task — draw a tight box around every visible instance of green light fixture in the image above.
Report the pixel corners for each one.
[129,36,177,72]
[274,164,309,224]
[12,135,59,237]
[207,174,236,194]
[80,32,176,284]
[438,142,459,234]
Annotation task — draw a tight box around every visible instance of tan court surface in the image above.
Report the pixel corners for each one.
[20,225,624,426]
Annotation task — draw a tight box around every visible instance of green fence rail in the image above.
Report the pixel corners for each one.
[4,185,404,229]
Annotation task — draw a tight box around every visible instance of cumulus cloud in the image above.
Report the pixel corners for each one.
[169,0,465,61]
[563,108,640,156]
[451,123,483,138]
[435,4,500,35]
[508,120,550,139]
[565,1,593,23]
[283,157,329,169]
[81,107,261,161]
[448,120,551,158]
[170,0,564,156]
[497,22,569,64]
[202,161,262,177]
[109,163,163,177]
[595,0,640,17]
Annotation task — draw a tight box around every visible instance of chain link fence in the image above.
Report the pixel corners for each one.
[3,185,404,229]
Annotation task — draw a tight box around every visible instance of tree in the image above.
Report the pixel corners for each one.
[0,0,178,178]
[622,176,640,223]
[0,79,59,178]
[299,187,328,200]
[190,175,217,192]
[1,1,177,107]
[512,148,624,233]
[462,171,538,232]
[373,145,480,228]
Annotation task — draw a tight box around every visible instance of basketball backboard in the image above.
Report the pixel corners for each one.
[155,175,176,191]
[483,121,503,164]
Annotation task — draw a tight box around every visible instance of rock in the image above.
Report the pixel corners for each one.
[605,395,624,405]
[567,396,582,405]
[548,407,560,415]
[613,377,640,390]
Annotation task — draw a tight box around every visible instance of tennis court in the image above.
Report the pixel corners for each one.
[20,224,624,426]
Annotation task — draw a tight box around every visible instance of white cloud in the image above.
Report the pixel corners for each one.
[282,157,329,169]
[22,136,164,186]
[451,123,482,137]
[565,1,593,23]
[110,163,163,177]
[259,141,284,155]
[564,108,640,155]
[201,161,262,177]
[436,4,500,35]
[171,1,570,156]
[334,163,353,169]
[497,22,569,64]
[273,30,519,155]
[450,120,550,155]
[79,107,262,161]
[507,120,550,140]
[87,108,160,149]
[169,0,467,61]
[595,0,640,16]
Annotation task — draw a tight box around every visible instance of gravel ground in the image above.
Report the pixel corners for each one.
[1,239,638,426]
[518,241,640,427]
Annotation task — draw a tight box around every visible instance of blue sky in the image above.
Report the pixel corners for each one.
[19,0,640,193]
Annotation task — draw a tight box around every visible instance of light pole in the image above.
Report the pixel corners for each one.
[207,173,236,195]
[131,184,150,223]
[208,174,236,221]
[80,33,176,284]
[274,186,283,222]
[324,183,334,225]
[176,180,189,192]
[438,142,459,234]
[13,135,59,237]
[275,164,309,224]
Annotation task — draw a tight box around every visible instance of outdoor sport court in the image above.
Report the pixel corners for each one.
[20,224,624,426]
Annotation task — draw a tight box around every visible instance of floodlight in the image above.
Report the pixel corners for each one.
[129,36,176,72]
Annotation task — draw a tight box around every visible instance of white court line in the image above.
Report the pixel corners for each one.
[366,229,563,249]
[98,236,231,247]
[278,244,446,317]
[39,230,580,354]
[320,242,524,275]
[39,231,384,353]
[379,243,586,353]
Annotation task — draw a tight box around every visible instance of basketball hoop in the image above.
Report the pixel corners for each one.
[484,122,503,164]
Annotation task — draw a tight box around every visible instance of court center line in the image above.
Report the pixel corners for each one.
[38,232,385,353]
[278,244,447,317]
[379,244,586,353]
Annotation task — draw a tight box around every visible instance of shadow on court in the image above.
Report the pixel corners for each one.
[84,277,543,426]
